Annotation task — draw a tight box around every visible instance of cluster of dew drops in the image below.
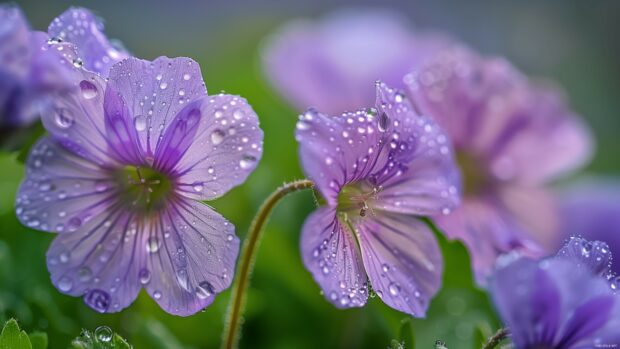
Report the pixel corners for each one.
[558,236,620,292]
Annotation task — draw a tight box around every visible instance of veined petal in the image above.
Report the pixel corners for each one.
[48,7,129,77]
[556,237,613,277]
[103,86,144,165]
[106,56,208,157]
[166,94,264,200]
[143,199,239,316]
[46,205,141,313]
[300,207,369,309]
[16,138,117,234]
[0,5,31,80]
[355,213,442,316]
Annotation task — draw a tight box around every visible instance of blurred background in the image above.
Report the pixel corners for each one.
[1,0,619,348]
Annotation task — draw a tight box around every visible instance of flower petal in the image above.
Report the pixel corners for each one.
[46,205,141,313]
[165,94,264,200]
[0,5,31,80]
[48,7,129,76]
[16,138,117,234]
[143,199,239,316]
[355,213,442,316]
[556,237,613,277]
[301,207,369,309]
[102,85,144,165]
[262,9,449,114]
[106,56,207,157]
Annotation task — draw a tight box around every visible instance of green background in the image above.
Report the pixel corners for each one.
[1,0,619,348]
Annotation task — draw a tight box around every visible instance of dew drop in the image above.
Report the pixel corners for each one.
[239,155,257,170]
[55,108,74,129]
[388,282,400,296]
[211,129,225,145]
[78,267,92,282]
[195,281,215,299]
[159,82,168,90]
[233,109,245,120]
[192,182,204,192]
[67,217,82,232]
[183,73,191,81]
[58,277,73,292]
[94,325,113,342]
[153,290,162,299]
[146,237,160,253]
[139,268,151,285]
[378,112,389,132]
[134,115,147,131]
[79,80,98,99]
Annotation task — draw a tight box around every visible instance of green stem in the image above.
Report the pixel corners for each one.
[221,179,314,349]
[482,328,510,349]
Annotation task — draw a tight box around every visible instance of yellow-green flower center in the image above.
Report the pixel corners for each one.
[456,151,487,196]
[337,180,380,218]
[115,166,173,213]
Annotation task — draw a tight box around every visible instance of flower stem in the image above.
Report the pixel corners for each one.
[482,328,510,349]
[221,179,314,349]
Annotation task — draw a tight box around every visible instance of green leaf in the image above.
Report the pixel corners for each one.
[28,332,47,349]
[389,339,403,349]
[398,318,415,349]
[0,319,32,349]
[70,327,132,349]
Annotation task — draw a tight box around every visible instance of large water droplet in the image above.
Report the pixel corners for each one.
[78,267,92,282]
[79,80,98,99]
[146,237,160,253]
[67,217,82,232]
[211,129,225,145]
[153,290,162,299]
[159,82,168,90]
[195,281,215,299]
[85,289,111,313]
[388,282,400,296]
[58,276,73,292]
[239,155,257,170]
[378,112,389,132]
[134,115,147,131]
[55,108,74,129]
[192,182,204,192]
[94,325,113,342]
[139,268,151,285]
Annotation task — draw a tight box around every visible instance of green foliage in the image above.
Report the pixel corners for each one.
[398,318,415,349]
[70,327,131,349]
[28,332,48,349]
[0,319,41,349]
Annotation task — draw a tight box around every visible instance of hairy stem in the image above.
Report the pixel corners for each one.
[221,179,314,349]
[482,328,510,349]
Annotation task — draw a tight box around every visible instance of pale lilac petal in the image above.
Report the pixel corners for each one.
[0,5,30,80]
[487,88,593,184]
[262,9,450,114]
[106,56,207,157]
[16,138,117,234]
[46,207,140,313]
[41,61,118,166]
[356,213,442,317]
[48,7,129,76]
[435,195,545,280]
[556,237,613,277]
[170,94,264,200]
[103,86,144,165]
[557,295,615,348]
[301,207,369,309]
[295,106,390,204]
[373,84,460,216]
[489,258,561,348]
[144,199,239,316]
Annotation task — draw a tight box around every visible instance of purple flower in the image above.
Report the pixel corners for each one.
[295,82,459,316]
[48,7,129,77]
[404,46,593,279]
[262,9,450,114]
[559,179,620,276]
[0,5,70,128]
[15,55,263,315]
[489,239,620,349]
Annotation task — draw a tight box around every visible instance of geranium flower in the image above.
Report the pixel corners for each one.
[405,46,593,279]
[295,82,459,316]
[489,238,620,349]
[15,55,263,315]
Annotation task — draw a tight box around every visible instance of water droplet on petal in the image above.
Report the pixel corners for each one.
[159,82,168,90]
[378,112,389,132]
[146,237,160,253]
[183,73,191,81]
[58,276,73,292]
[67,217,82,232]
[134,115,147,131]
[79,80,98,99]
[78,267,92,282]
[195,281,215,299]
[153,290,162,299]
[388,282,400,296]
[85,289,111,313]
[239,155,257,170]
[55,108,74,129]
[139,268,151,285]
[192,182,204,192]
[211,129,225,145]
[94,325,113,342]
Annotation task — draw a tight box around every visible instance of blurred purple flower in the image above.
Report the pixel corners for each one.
[15,55,264,315]
[262,9,450,114]
[405,46,593,279]
[0,5,71,128]
[295,82,459,316]
[48,7,129,77]
[0,6,127,130]
[489,238,620,349]
[559,179,620,276]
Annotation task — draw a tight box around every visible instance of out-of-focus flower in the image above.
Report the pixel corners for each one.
[48,7,129,77]
[262,9,450,114]
[405,46,593,279]
[489,238,620,349]
[559,178,620,276]
[0,5,70,129]
[295,82,459,316]
[15,55,263,315]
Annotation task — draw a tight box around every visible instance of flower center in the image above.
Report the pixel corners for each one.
[456,151,488,196]
[337,180,381,218]
[115,166,173,213]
